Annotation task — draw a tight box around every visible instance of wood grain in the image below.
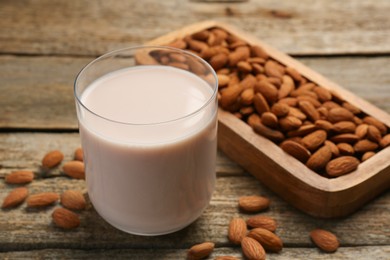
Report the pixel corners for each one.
[0,174,389,250]
[1,56,389,130]
[0,0,389,56]
[0,247,389,259]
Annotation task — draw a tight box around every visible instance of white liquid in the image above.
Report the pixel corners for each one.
[77,66,217,235]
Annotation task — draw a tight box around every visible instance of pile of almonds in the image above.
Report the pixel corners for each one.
[1,148,86,229]
[187,195,339,259]
[162,27,390,178]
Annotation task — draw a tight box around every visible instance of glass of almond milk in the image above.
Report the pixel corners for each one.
[74,46,218,235]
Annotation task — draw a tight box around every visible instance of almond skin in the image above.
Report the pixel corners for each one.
[280,140,311,163]
[246,215,277,232]
[366,125,382,143]
[332,121,356,133]
[261,112,278,128]
[253,93,270,114]
[187,242,215,260]
[253,122,285,143]
[61,190,86,210]
[306,145,332,171]
[239,195,270,213]
[228,217,247,245]
[52,207,80,229]
[362,151,375,162]
[5,170,34,184]
[42,150,64,168]
[2,187,29,208]
[327,107,354,123]
[354,139,379,153]
[62,161,85,179]
[299,101,320,122]
[248,228,283,253]
[326,156,360,177]
[27,192,59,208]
[380,134,390,148]
[301,130,327,151]
[241,236,266,260]
[255,80,278,103]
[74,147,84,161]
[310,229,340,253]
[363,116,387,135]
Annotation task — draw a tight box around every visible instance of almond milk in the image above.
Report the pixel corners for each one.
[76,65,217,235]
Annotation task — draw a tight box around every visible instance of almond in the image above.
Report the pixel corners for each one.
[61,190,86,210]
[5,170,34,184]
[355,124,369,139]
[27,192,59,208]
[362,151,375,162]
[363,116,387,135]
[218,74,230,88]
[253,93,270,114]
[337,143,355,155]
[229,46,250,67]
[74,147,84,161]
[240,88,254,106]
[237,61,252,73]
[240,106,254,116]
[301,130,327,151]
[287,124,317,137]
[310,229,339,253]
[220,84,243,108]
[42,150,64,168]
[314,120,333,132]
[191,30,210,41]
[324,140,340,157]
[330,133,359,144]
[279,116,302,132]
[317,106,329,119]
[255,81,278,103]
[62,161,85,179]
[280,140,311,163]
[342,102,361,114]
[326,156,360,177]
[322,101,340,110]
[380,134,390,148]
[239,195,270,213]
[271,103,290,117]
[288,107,307,121]
[278,75,295,99]
[187,242,214,260]
[264,60,284,78]
[366,125,382,143]
[332,121,356,133]
[278,97,298,107]
[228,217,247,245]
[285,67,302,82]
[246,215,277,232]
[328,107,354,123]
[52,207,80,229]
[250,45,269,59]
[354,139,379,153]
[240,74,257,90]
[241,237,266,260]
[253,121,285,143]
[306,145,332,171]
[209,53,228,71]
[2,187,29,208]
[296,95,321,108]
[261,112,278,128]
[248,228,283,253]
[215,256,239,260]
[187,39,208,52]
[247,114,261,128]
[299,101,320,122]
[313,87,332,102]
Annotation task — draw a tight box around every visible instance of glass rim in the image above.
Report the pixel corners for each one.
[74,45,218,126]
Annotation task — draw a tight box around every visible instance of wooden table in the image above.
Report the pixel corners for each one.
[1,0,389,259]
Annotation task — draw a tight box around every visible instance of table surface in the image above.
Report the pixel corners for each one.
[1,0,389,259]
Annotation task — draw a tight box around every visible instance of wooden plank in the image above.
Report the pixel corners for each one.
[0,0,389,56]
[0,247,390,259]
[0,154,389,249]
[0,133,388,253]
[1,56,389,130]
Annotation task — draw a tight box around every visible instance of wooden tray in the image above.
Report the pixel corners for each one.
[146,21,390,218]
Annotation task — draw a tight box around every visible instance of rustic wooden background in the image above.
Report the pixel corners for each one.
[0,0,389,259]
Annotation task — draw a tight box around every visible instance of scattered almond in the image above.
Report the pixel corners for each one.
[42,150,64,168]
[310,229,339,253]
[246,215,277,232]
[61,190,86,210]
[228,217,247,245]
[2,187,29,208]
[239,195,270,213]
[27,192,59,208]
[248,228,283,253]
[74,147,84,161]
[62,161,85,179]
[187,242,215,260]
[5,170,34,184]
[52,207,80,229]
[241,236,266,260]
